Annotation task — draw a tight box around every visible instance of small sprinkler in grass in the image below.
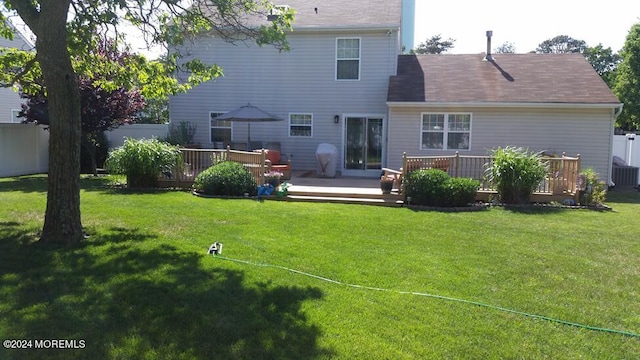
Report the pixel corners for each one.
[207,242,223,255]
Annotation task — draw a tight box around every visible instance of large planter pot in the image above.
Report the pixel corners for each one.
[380,179,394,194]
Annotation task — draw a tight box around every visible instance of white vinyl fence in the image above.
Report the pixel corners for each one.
[0,123,49,177]
[0,123,168,177]
[612,134,640,186]
[612,134,640,168]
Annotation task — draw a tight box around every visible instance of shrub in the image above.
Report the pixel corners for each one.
[444,177,481,207]
[193,161,257,196]
[406,169,450,206]
[580,167,607,206]
[105,138,182,188]
[406,169,480,207]
[485,146,548,204]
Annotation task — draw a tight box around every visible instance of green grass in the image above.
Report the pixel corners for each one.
[1,175,639,359]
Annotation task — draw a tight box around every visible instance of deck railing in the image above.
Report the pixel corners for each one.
[401,152,581,196]
[161,146,267,187]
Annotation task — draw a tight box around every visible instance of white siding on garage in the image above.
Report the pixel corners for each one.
[387,106,615,183]
[170,29,399,170]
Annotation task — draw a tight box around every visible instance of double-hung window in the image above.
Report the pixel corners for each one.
[336,38,360,80]
[421,113,471,150]
[210,112,231,146]
[289,113,312,137]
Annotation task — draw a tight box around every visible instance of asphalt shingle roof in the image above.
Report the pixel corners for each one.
[285,0,401,29]
[388,53,621,105]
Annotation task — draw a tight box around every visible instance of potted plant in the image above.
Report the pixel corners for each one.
[264,170,284,188]
[380,175,394,194]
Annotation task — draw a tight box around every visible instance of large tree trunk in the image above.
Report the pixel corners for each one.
[32,3,84,244]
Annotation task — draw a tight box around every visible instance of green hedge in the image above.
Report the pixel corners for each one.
[193,161,257,196]
[406,169,480,207]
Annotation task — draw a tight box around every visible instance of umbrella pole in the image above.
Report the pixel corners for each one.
[247,123,251,151]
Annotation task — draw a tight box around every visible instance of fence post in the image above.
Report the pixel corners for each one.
[260,149,266,186]
[454,151,460,178]
[226,145,231,161]
[402,152,407,198]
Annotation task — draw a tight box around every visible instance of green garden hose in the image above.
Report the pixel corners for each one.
[213,255,640,338]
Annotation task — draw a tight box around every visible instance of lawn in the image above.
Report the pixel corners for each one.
[1,175,639,359]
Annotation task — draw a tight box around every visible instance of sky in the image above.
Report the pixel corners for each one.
[413,0,640,54]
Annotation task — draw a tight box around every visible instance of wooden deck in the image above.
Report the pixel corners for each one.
[157,148,584,205]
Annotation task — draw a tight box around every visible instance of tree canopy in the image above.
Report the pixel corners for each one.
[0,1,294,244]
[613,23,640,131]
[493,41,516,54]
[412,34,456,54]
[535,35,588,54]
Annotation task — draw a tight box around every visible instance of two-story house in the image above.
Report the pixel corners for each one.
[169,0,621,183]
[169,0,407,177]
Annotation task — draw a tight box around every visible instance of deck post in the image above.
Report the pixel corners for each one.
[402,152,408,199]
[259,149,266,185]
[454,151,460,178]
[575,154,582,204]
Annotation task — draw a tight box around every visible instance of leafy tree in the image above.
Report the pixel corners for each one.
[584,44,622,87]
[413,34,455,54]
[20,76,146,175]
[137,96,169,124]
[494,41,516,54]
[535,35,587,54]
[0,1,293,244]
[613,23,640,131]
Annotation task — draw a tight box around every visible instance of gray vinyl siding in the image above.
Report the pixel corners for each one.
[170,29,399,170]
[0,31,31,123]
[387,106,615,183]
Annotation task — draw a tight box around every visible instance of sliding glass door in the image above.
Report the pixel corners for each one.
[344,116,384,175]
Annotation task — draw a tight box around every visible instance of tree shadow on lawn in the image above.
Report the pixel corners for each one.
[0,223,331,360]
[0,175,118,194]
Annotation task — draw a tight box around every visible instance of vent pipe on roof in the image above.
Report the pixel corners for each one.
[485,30,493,61]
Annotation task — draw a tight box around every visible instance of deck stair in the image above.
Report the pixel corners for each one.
[282,185,404,207]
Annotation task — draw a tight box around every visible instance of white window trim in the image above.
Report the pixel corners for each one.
[335,37,361,81]
[420,112,472,151]
[11,109,21,123]
[209,111,232,145]
[288,113,313,138]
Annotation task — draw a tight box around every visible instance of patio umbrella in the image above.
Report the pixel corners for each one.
[214,103,283,149]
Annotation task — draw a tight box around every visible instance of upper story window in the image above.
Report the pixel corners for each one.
[421,113,471,150]
[336,38,360,80]
[289,113,312,137]
[210,112,231,147]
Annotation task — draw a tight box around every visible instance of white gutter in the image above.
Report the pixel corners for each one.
[386,101,623,110]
